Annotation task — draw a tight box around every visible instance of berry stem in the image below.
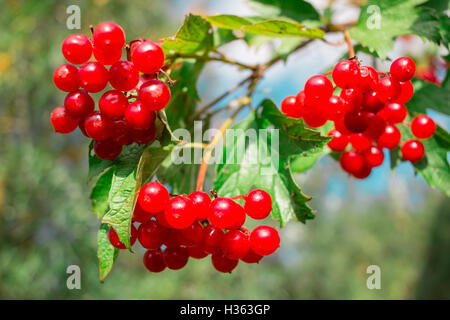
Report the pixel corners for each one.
[230,195,246,200]
[342,28,355,59]
[159,69,176,86]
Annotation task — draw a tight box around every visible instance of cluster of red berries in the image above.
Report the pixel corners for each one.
[281,57,437,178]
[108,182,280,273]
[51,22,171,160]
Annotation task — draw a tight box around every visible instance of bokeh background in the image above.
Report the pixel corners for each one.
[0,0,449,299]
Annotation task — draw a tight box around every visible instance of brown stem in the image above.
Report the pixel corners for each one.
[342,28,355,59]
[159,69,176,86]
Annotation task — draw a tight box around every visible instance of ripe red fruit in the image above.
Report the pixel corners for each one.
[99,90,128,120]
[209,198,236,229]
[93,139,122,160]
[131,41,165,74]
[340,88,363,112]
[281,96,301,118]
[163,229,183,248]
[155,210,171,228]
[132,201,152,223]
[178,221,204,247]
[363,146,384,167]
[188,191,211,221]
[92,46,122,65]
[62,34,92,64]
[401,140,425,163]
[358,66,379,92]
[411,115,436,139]
[64,90,95,118]
[165,196,195,229]
[108,224,137,250]
[340,150,364,174]
[334,115,352,135]
[394,80,414,104]
[53,64,79,92]
[350,133,372,151]
[93,22,125,51]
[125,100,155,130]
[304,75,334,99]
[111,120,132,146]
[390,57,415,82]
[109,60,139,92]
[188,245,209,259]
[327,129,348,152]
[363,113,386,140]
[139,79,171,111]
[377,124,401,149]
[201,225,225,254]
[84,111,113,140]
[244,189,272,220]
[211,252,239,273]
[383,102,408,124]
[138,220,166,249]
[138,182,170,214]
[78,62,109,93]
[129,124,156,145]
[302,108,327,128]
[241,249,263,264]
[353,163,372,179]
[326,95,345,120]
[332,60,361,89]
[377,76,401,102]
[362,91,384,113]
[227,203,246,230]
[78,118,89,137]
[143,249,166,273]
[344,111,369,133]
[221,230,250,260]
[50,105,79,134]
[163,247,189,270]
[249,225,280,256]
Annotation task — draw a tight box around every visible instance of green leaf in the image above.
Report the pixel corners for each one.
[350,0,427,59]
[87,141,113,183]
[90,167,113,218]
[162,14,214,55]
[246,0,320,23]
[214,99,329,225]
[243,19,324,38]
[205,15,253,30]
[406,78,450,116]
[411,7,450,47]
[213,28,238,48]
[97,223,119,283]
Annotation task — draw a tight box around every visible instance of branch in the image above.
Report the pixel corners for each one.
[342,28,355,58]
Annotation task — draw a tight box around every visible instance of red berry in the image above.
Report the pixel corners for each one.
[249,225,280,256]
[136,73,157,91]
[163,247,189,270]
[326,95,345,120]
[363,113,386,140]
[377,124,401,149]
[304,75,334,99]
[165,196,195,229]
[125,100,155,130]
[334,115,352,136]
[138,182,170,214]
[344,111,369,133]
[163,229,183,248]
[109,60,139,92]
[383,102,408,124]
[241,249,263,264]
[78,62,109,93]
[188,191,211,221]
[411,115,436,139]
[78,117,89,137]
[209,197,236,229]
[202,225,224,254]
[84,111,113,140]
[377,76,401,102]
[92,46,122,65]
[211,251,239,273]
[99,90,128,120]
[228,202,246,230]
[53,64,79,92]
[340,150,364,174]
[188,245,209,259]
[93,22,125,51]
[327,129,349,152]
[93,139,122,160]
[138,220,166,249]
[131,41,165,74]
[302,108,327,128]
[139,79,171,111]
[178,221,204,247]
[143,249,166,273]
[244,189,272,220]
[129,124,156,145]
[281,96,301,118]
[108,224,137,250]
[332,60,361,89]
[362,91,384,113]
[222,230,250,260]
[390,57,415,82]
[353,163,372,179]
[155,210,171,228]
[340,88,363,112]
[363,146,384,167]
[62,34,92,64]
[394,80,414,104]
[350,133,372,151]
[50,105,79,134]
[401,140,425,163]
[358,66,379,92]
[132,201,152,223]
[64,90,95,118]
[111,120,133,146]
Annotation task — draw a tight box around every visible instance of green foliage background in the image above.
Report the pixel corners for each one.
[0,0,448,299]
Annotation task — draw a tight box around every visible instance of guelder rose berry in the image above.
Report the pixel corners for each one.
[51,105,79,134]
[131,41,165,74]
[401,140,425,163]
[244,189,272,220]
[250,225,280,256]
[138,79,171,111]
[108,224,137,250]
[411,115,436,139]
[138,182,169,214]
[62,34,92,64]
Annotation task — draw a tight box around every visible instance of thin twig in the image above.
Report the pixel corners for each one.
[342,28,355,58]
